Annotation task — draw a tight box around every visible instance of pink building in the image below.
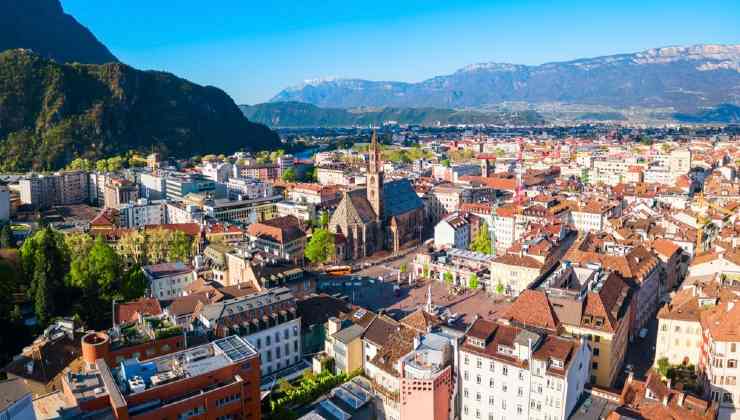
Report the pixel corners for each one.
[399,334,455,420]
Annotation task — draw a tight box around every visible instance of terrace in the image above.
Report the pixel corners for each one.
[115,336,257,396]
[111,315,183,350]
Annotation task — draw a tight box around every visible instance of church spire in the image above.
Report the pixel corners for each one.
[369,129,382,174]
[367,129,384,223]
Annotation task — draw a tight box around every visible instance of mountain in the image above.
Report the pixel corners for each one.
[0,0,117,64]
[0,49,280,171]
[674,104,740,123]
[271,45,740,112]
[240,101,544,127]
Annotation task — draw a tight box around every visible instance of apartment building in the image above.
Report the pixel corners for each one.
[429,185,473,223]
[103,178,139,208]
[142,262,197,299]
[62,335,261,420]
[459,318,591,420]
[19,171,89,209]
[246,215,307,265]
[399,333,455,420]
[116,199,167,228]
[139,172,166,200]
[203,196,282,225]
[700,299,740,418]
[568,200,619,233]
[200,160,233,183]
[226,177,273,200]
[0,181,9,221]
[655,287,707,367]
[434,212,471,249]
[193,287,302,378]
[276,200,316,222]
[508,265,634,388]
[165,172,215,201]
[288,183,341,206]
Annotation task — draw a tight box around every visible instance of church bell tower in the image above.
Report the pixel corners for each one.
[367,130,384,222]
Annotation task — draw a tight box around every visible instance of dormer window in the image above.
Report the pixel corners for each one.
[550,358,564,369]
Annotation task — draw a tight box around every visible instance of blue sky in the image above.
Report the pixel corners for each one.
[64,0,740,104]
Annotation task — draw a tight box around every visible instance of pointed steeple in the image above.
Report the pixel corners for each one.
[369,129,382,174]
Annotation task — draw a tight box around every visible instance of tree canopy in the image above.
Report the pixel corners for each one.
[305,228,335,264]
[470,222,492,255]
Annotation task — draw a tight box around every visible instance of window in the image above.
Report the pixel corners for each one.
[489,396,495,405]
[477,358,482,368]
[593,348,600,356]
[733,343,737,353]
[502,366,508,376]
[489,378,495,388]
[501,400,506,410]
[284,329,289,339]
[517,387,523,397]
[592,362,599,370]
[464,388,469,398]
[266,336,271,346]
[730,360,737,369]
[476,392,481,402]
[256,338,261,349]
[489,361,495,371]
[475,409,480,419]
[723,393,733,404]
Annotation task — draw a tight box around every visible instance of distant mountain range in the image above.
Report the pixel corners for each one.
[271,45,740,112]
[0,0,117,64]
[674,104,740,123]
[240,101,544,127]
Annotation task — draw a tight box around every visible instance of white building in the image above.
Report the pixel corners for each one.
[142,262,197,299]
[0,182,10,222]
[434,213,471,250]
[139,172,166,200]
[226,177,273,200]
[200,160,233,183]
[459,318,590,420]
[117,199,167,228]
[276,201,316,222]
[193,287,302,378]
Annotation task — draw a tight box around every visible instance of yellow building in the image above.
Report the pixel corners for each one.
[324,317,365,374]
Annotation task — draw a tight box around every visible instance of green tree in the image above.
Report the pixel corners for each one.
[282,168,297,182]
[441,159,451,167]
[95,159,108,173]
[495,282,505,295]
[64,232,93,256]
[0,224,14,248]
[443,271,453,288]
[168,230,193,263]
[24,228,69,325]
[469,273,479,289]
[66,157,94,171]
[67,236,121,327]
[121,266,148,301]
[422,263,430,279]
[399,263,407,274]
[470,222,492,254]
[305,228,335,264]
[656,357,670,378]
[319,211,329,229]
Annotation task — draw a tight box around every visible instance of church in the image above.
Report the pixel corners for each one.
[328,132,425,260]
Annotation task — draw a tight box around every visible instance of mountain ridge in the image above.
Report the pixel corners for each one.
[271,44,740,111]
[0,49,279,171]
[0,0,117,64]
[240,101,545,127]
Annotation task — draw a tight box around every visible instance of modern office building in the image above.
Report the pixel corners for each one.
[62,335,261,420]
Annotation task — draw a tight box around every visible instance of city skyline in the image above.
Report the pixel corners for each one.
[64,0,740,104]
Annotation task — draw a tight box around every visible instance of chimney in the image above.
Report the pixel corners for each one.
[662,394,669,406]
[728,301,736,312]
[678,392,686,407]
[666,378,672,389]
